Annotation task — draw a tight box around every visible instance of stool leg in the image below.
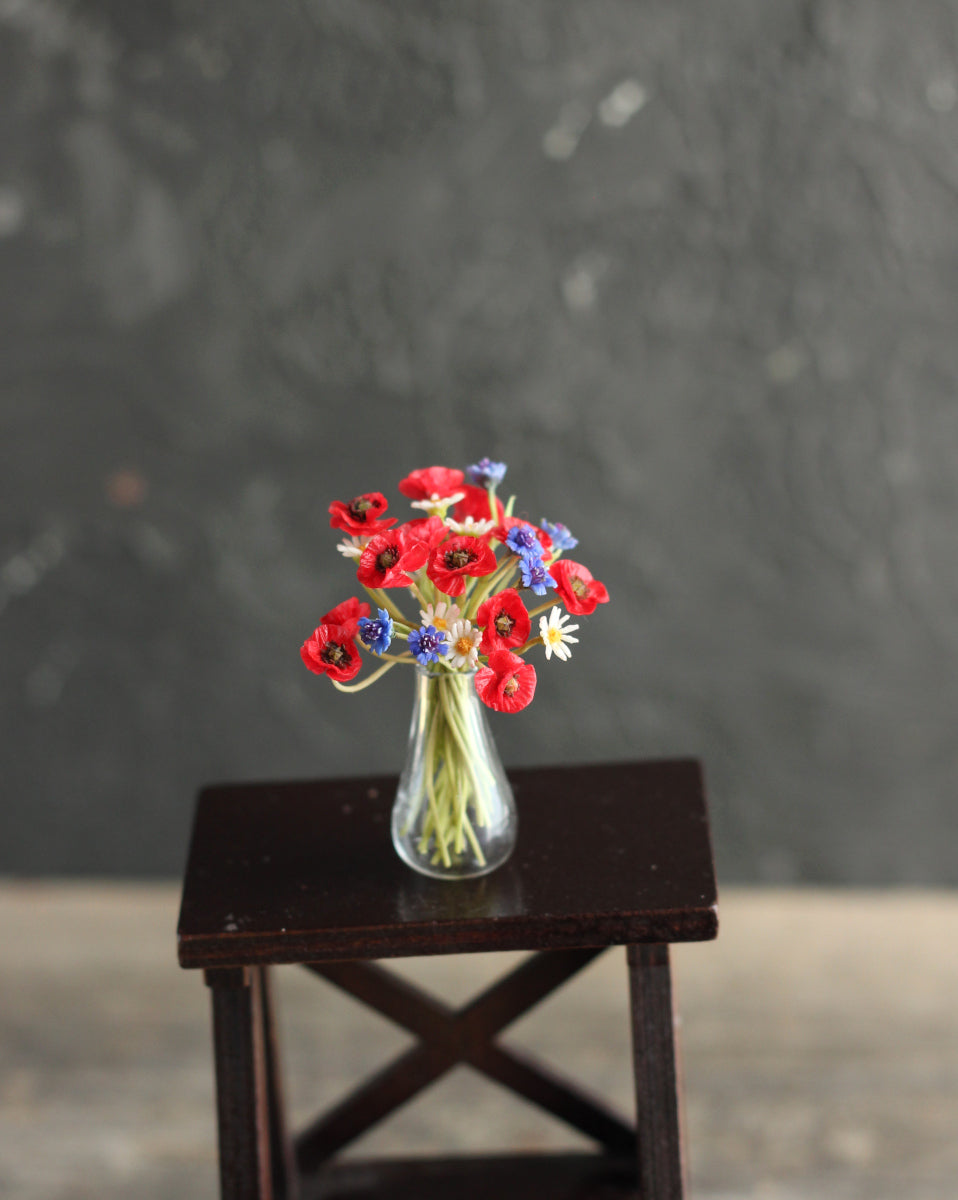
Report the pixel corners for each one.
[206,967,274,1200]
[257,968,298,1200]
[627,944,686,1200]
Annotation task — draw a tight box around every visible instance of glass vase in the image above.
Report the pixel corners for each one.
[391,665,517,880]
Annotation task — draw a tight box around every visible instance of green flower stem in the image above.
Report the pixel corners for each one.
[420,699,452,867]
[439,675,489,833]
[450,730,468,855]
[408,670,490,869]
[331,660,398,692]
[444,679,494,789]
[458,577,480,610]
[363,586,407,625]
[454,751,468,854]
[460,810,484,861]
[512,636,543,656]
[417,573,439,608]
[526,600,555,620]
[426,686,456,861]
[465,557,519,621]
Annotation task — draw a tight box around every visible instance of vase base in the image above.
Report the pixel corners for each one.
[391,836,515,881]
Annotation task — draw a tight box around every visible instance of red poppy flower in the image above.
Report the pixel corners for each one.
[329,492,396,535]
[452,485,504,529]
[402,515,449,550]
[320,597,370,639]
[550,559,610,616]
[475,588,531,654]
[398,466,465,501]
[426,536,497,597]
[357,528,429,589]
[475,650,537,713]
[300,625,362,682]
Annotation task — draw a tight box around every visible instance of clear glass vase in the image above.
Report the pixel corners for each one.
[391,665,517,880]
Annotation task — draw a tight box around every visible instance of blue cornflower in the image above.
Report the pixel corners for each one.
[540,519,578,552]
[357,608,394,656]
[408,624,449,666]
[519,555,557,596]
[465,457,508,488]
[505,525,541,558]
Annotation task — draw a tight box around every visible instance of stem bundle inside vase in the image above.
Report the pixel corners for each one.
[391,667,515,878]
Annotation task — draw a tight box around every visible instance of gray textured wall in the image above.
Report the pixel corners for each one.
[3,0,957,882]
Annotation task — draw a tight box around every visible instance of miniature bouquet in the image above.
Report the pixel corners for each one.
[301,460,609,879]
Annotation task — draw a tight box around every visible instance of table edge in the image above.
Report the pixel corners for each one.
[178,902,718,969]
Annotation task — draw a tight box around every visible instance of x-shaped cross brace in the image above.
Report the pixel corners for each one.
[294,947,636,1175]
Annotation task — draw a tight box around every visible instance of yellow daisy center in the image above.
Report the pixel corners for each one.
[455,636,473,655]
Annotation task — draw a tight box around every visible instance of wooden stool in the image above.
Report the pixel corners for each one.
[177,759,718,1200]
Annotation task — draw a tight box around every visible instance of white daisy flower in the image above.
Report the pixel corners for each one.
[419,600,461,634]
[410,490,467,516]
[336,535,366,559]
[445,514,496,537]
[446,618,481,669]
[539,606,579,662]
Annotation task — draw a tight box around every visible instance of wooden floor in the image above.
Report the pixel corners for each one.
[1,885,956,1200]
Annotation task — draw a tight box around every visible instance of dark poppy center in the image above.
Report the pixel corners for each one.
[445,548,474,570]
[322,642,349,666]
[570,575,588,596]
[349,496,375,520]
[503,675,519,696]
[494,612,515,637]
[377,547,400,571]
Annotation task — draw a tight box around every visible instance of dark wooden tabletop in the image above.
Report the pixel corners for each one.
[177,760,717,969]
